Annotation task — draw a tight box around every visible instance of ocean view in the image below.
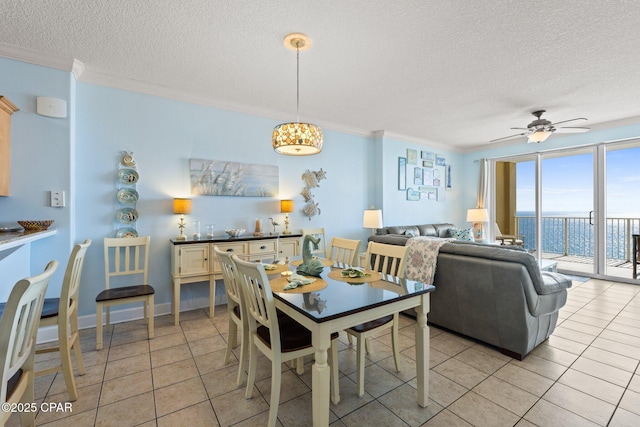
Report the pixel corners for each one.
[515,211,640,259]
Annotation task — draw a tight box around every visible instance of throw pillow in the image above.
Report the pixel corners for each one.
[452,228,475,241]
[403,230,415,237]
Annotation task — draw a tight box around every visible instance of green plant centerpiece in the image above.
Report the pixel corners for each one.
[296,234,324,277]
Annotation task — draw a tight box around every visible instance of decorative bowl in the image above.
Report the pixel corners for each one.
[225,228,245,237]
[17,220,55,230]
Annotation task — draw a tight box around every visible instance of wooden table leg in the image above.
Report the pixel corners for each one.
[209,276,216,319]
[415,294,430,407]
[311,325,331,427]
[173,278,180,326]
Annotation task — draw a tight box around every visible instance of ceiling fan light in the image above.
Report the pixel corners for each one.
[528,130,552,143]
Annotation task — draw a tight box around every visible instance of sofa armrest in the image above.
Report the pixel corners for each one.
[539,272,573,295]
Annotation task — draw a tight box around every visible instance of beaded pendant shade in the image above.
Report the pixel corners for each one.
[272,33,323,156]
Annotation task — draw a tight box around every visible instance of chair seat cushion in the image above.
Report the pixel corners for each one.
[256,315,338,352]
[6,368,23,400]
[41,298,60,319]
[348,315,394,333]
[96,285,155,302]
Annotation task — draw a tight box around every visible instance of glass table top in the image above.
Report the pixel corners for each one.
[270,265,434,323]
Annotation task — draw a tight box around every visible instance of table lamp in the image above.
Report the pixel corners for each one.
[467,208,489,240]
[280,199,294,234]
[363,209,383,235]
[173,198,192,240]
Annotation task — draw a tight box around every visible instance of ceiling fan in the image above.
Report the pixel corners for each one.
[490,110,590,143]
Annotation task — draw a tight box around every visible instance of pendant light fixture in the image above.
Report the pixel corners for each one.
[272,33,323,156]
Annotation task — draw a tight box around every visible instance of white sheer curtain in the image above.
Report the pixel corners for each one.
[477,158,488,209]
[473,158,489,240]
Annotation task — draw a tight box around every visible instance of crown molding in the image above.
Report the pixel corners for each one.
[0,42,79,74]
[0,44,452,147]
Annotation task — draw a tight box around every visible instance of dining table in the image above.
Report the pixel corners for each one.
[269,261,435,427]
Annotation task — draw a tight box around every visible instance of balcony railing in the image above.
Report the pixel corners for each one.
[515,215,640,261]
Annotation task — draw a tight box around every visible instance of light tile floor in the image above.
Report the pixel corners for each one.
[7,278,640,426]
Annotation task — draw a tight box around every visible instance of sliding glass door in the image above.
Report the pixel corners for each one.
[540,149,595,275]
[494,138,640,282]
[604,141,640,279]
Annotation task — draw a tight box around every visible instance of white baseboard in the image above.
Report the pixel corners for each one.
[36,295,219,344]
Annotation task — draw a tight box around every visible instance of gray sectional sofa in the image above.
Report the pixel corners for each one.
[368,223,572,359]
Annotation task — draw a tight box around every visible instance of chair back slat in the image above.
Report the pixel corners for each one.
[214,246,242,308]
[231,255,281,349]
[327,237,360,268]
[61,239,91,319]
[365,241,407,283]
[104,236,150,289]
[1,261,58,404]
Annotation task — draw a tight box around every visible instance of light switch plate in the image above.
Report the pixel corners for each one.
[51,191,65,207]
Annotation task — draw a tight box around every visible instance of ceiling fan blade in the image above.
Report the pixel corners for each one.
[555,126,591,134]
[550,117,587,126]
[510,127,529,130]
[490,132,527,142]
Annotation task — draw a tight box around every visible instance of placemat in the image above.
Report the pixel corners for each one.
[270,276,328,293]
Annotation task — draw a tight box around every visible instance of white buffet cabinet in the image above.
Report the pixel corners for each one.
[170,233,301,325]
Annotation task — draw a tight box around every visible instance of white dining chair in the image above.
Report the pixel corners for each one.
[96,236,154,350]
[231,254,340,427]
[326,237,360,268]
[345,241,407,397]
[1,261,58,427]
[213,246,248,386]
[36,239,91,401]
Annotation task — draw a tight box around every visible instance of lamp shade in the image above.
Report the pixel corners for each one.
[280,199,294,213]
[173,198,192,215]
[466,208,488,222]
[363,209,383,229]
[272,123,323,155]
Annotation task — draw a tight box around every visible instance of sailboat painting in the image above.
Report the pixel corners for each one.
[190,159,279,197]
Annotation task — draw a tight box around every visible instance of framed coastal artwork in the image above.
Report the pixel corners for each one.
[398,157,407,190]
[190,159,279,197]
[407,149,418,165]
[398,149,451,201]
[406,188,420,201]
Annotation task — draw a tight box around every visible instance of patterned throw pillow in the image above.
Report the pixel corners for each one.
[452,228,474,241]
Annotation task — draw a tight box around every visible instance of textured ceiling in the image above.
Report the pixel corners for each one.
[2,0,640,150]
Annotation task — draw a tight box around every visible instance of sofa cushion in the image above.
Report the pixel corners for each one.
[387,225,420,236]
[451,228,474,241]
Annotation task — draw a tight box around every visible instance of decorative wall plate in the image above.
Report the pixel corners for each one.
[118,168,139,185]
[116,227,138,238]
[121,151,136,167]
[117,188,139,205]
[116,207,138,224]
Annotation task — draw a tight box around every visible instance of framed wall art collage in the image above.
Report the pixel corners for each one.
[398,149,452,202]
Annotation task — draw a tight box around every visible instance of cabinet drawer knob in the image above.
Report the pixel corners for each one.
[204,258,208,261]
[260,245,267,250]
[226,249,234,252]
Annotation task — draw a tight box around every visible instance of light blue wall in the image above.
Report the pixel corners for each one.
[73,83,376,315]
[0,57,74,298]
[9,56,637,321]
